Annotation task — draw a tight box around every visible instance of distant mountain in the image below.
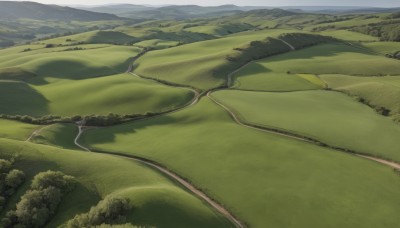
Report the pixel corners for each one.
[80,4,273,20]
[77,4,155,15]
[341,7,400,14]
[239,8,299,18]
[0,1,120,21]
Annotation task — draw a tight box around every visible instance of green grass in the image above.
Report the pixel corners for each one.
[32,73,194,116]
[31,123,79,150]
[0,138,231,228]
[318,30,379,41]
[212,89,400,162]
[0,45,142,80]
[133,29,296,90]
[232,66,323,91]
[41,30,138,45]
[0,74,194,116]
[134,39,179,50]
[321,74,400,115]
[0,119,38,141]
[81,98,400,228]
[241,43,400,76]
[362,42,400,55]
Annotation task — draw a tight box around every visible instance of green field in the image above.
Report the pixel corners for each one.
[2,4,400,228]
[212,90,400,162]
[321,74,400,116]
[133,29,296,90]
[0,138,230,228]
[0,119,37,141]
[81,98,400,228]
[0,45,141,80]
[233,43,400,91]
[30,123,79,149]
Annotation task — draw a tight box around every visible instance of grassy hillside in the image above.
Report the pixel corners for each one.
[30,123,79,150]
[133,31,332,90]
[0,139,231,228]
[232,43,400,91]
[81,98,400,228]
[212,90,400,162]
[0,119,37,141]
[321,74,400,118]
[0,1,120,21]
[0,45,142,80]
[0,73,194,117]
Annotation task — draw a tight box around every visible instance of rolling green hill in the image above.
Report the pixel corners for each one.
[0,139,230,228]
[1,4,400,228]
[0,1,120,21]
[81,98,400,228]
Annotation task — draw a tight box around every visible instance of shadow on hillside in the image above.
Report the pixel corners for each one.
[27,59,127,86]
[265,43,371,63]
[84,115,179,145]
[0,80,49,116]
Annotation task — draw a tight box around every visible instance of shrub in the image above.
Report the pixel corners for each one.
[45,44,55,48]
[0,159,12,173]
[3,170,25,196]
[31,171,76,193]
[4,187,62,228]
[2,171,76,228]
[67,196,132,228]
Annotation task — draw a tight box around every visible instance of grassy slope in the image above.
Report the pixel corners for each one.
[0,43,193,116]
[213,90,400,162]
[0,45,141,80]
[31,123,79,150]
[318,30,379,41]
[133,29,296,90]
[0,119,38,140]
[30,73,194,116]
[233,43,400,91]
[81,98,400,228]
[321,74,400,115]
[362,42,400,55]
[0,139,230,228]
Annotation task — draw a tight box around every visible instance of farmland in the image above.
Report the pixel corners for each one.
[1,2,400,228]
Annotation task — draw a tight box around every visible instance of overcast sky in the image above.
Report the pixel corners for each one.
[5,0,400,7]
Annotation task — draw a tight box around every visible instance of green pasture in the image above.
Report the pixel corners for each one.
[212,89,400,162]
[321,74,400,115]
[81,98,400,228]
[0,139,230,228]
[0,119,37,141]
[30,123,79,150]
[0,73,194,116]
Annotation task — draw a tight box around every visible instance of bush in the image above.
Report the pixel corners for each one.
[0,159,12,173]
[3,171,75,228]
[67,196,132,228]
[4,187,62,228]
[3,170,25,196]
[31,171,75,193]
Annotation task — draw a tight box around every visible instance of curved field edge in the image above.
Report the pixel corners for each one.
[0,138,232,228]
[80,98,400,228]
[211,89,400,163]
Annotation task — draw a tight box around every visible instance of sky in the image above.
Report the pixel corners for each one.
[4,0,400,7]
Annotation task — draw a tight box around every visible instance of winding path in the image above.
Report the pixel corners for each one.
[73,126,245,228]
[26,125,50,142]
[207,92,400,171]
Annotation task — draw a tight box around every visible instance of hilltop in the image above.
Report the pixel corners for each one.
[0,1,120,21]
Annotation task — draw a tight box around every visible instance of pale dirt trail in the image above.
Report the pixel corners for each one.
[73,126,245,228]
[278,39,296,51]
[25,125,51,142]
